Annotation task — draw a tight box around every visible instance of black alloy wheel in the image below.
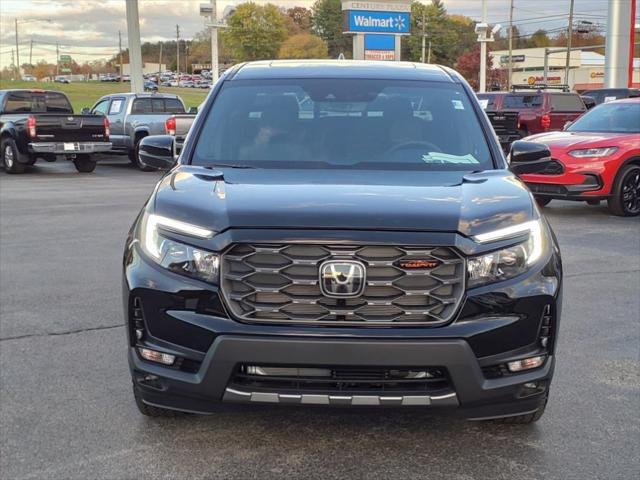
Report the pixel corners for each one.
[609,165,640,216]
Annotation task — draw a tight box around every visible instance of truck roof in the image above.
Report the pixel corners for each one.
[101,92,180,99]
[231,60,456,83]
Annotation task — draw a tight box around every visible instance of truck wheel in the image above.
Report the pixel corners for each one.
[130,137,153,172]
[133,386,183,418]
[608,164,640,217]
[496,392,548,425]
[534,196,552,207]
[73,154,97,173]
[1,138,26,174]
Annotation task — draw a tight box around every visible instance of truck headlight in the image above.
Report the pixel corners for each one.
[139,212,219,283]
[467,220,545,287]
[568,147,617,158]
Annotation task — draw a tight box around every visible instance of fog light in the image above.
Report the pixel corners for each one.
[138,348,175,366]
[507,355,545,373]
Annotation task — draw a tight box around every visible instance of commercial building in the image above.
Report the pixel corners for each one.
[490,47,640,92]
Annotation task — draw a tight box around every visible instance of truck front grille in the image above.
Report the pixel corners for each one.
[221,244,465,326]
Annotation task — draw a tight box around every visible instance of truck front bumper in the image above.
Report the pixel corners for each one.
[130,336,554,420]
[29,142,112,154]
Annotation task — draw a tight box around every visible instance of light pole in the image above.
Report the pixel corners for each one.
[479,0,487,93]
[475,2,499,92]
[200,1,220,82]
[564,0,575,85]
[604,0,635,88]
[125,0,144,93]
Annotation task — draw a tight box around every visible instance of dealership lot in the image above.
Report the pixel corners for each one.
[1,158,639,480]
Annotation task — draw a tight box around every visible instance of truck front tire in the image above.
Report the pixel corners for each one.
[1,138,26,174]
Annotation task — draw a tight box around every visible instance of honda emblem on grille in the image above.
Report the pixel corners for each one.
[319,260,366,298]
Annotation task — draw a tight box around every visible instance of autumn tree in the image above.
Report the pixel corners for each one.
[454,44,506,91]
[222,3,288,61]
[279,34,328,59]
[287,7,312,34]
[32,60,56,80]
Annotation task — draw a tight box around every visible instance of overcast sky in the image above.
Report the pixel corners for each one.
[0,0,614,68]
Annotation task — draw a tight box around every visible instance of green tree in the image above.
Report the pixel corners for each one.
[311,0,352,59]
[222,3,288,62]
[402,1,475,66]
[529,29,551,48]
[279,34,329,59]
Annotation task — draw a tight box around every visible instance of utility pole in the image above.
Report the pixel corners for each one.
[427,40,432,64]
[118,30,123,82]
[421,11,426,63]
[125,0,144,93]
[158,42,163,80]
[15,18,20,77]
[56,43,59,77]
[564,0,575,85]
[176,25,180,75]
[479,0,488,93]
[11,49,15,80]
[29,39,33,66]
[507,0,514,89]
[210,0,218,81]
[185,44,189,74]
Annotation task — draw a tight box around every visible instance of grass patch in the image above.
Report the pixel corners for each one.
[0,80,208,112]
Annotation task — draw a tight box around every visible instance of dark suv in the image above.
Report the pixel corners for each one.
[124,61,563,423]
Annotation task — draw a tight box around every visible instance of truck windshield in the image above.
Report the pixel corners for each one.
[567,102,640,134]
[192,79,493,171]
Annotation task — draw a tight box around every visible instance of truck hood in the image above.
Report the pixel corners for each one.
[153,167,534,237]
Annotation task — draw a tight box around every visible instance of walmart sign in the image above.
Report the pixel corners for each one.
[344,10,410,34]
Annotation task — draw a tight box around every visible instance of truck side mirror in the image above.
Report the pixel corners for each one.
[81,107,91,115]
[138,135,177,171]
[509,141,553,175]
[188,106,198,114]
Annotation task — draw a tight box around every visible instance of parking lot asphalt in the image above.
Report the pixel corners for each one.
[1,158,639,480]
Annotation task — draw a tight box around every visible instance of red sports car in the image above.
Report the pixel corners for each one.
[520,98,640,216]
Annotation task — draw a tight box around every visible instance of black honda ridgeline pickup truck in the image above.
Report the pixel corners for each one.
[124,61,563,424]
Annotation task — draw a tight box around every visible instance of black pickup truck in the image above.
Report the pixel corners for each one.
[0,89,111,173]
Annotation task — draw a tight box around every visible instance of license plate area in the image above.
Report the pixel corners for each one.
[63,142,78,151]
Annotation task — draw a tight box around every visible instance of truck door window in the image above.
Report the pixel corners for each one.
[93,100,110,115]
[108,98,124,115]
